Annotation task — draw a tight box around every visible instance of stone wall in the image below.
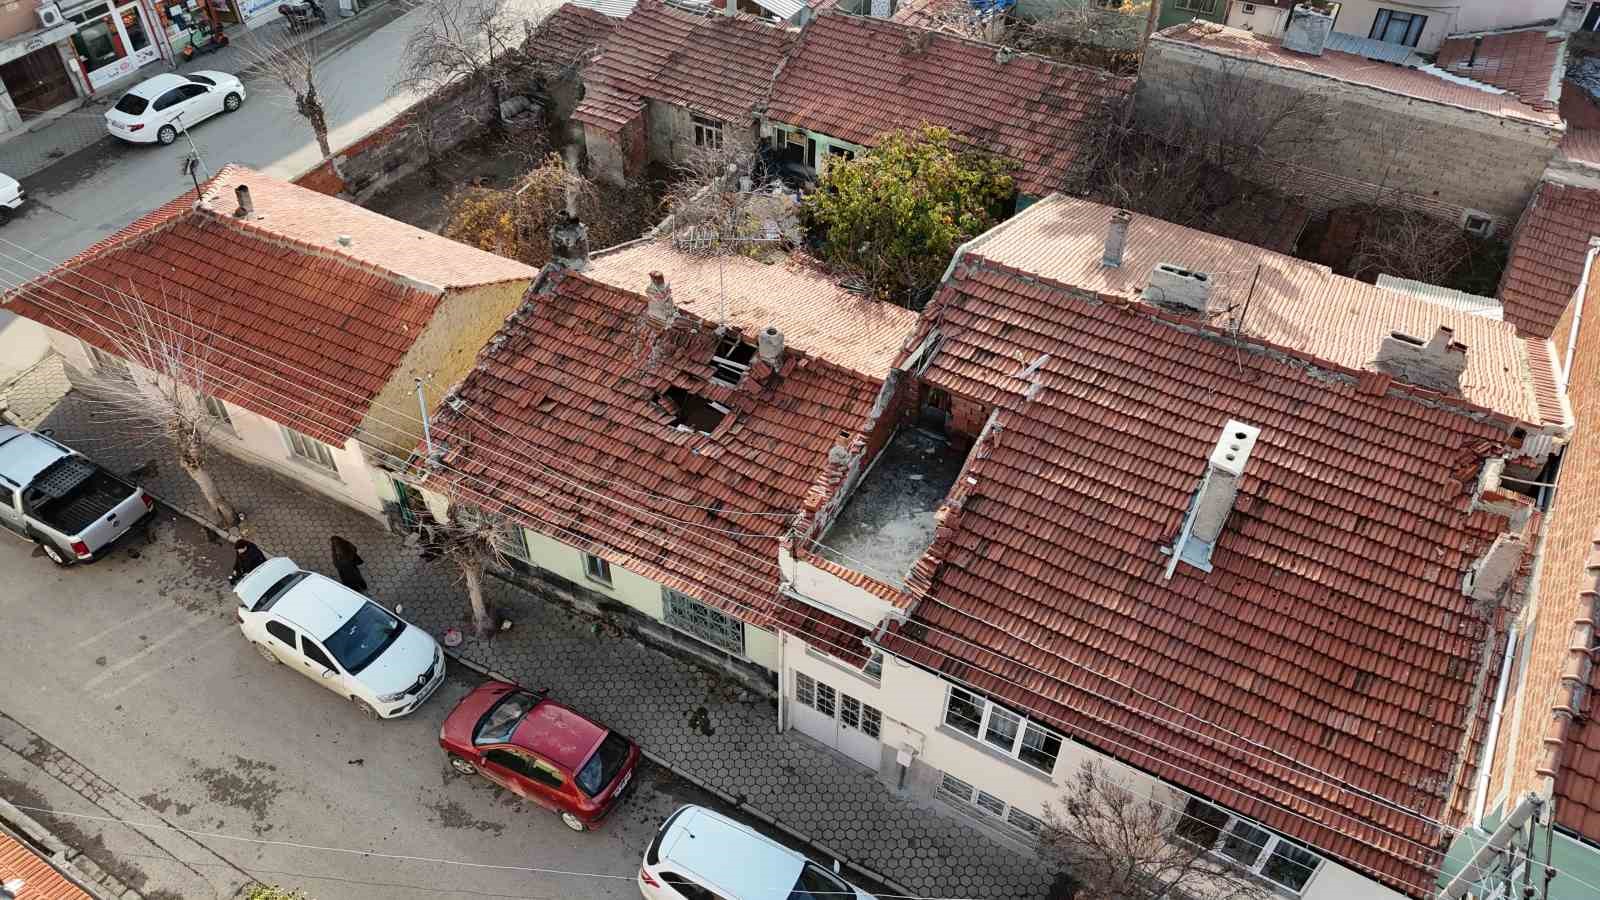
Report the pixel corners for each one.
[1137,37,1563,230]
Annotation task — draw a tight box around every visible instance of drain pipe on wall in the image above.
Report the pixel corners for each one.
[1560,239,1600,392]
[1471,625,1519,827]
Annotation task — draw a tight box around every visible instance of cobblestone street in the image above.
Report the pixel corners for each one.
[5,357,1055,900]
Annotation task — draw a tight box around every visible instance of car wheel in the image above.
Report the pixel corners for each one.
[560,811,587,832]
[223,92,241,112]
[254,642,279,665]
[448,755,477,776]
[351,697,380,719]
[157,124,177,145]
[41,542,69,566]
[0,208,11,226]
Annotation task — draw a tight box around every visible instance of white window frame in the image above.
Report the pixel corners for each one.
[662,587,745,655]
[1176,796,1325,894]
[497,523,530,563]
[942,685,1064,775]
[936,771,1044,840]
[280,425,338,473]
[692,114,723,150]
[1172,0,1216,12]
[582,552,612,585]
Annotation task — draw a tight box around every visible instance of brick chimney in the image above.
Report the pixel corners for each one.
[1103,209,1131,269]
[1141,263,1212,314]
[646,271,676,324]
[758,325,785,365]
[1465,532,1528,602]
[549,209,589,271]
[233,185,253,218]
[1283,5,1334,56]
[1375,326,1468,395]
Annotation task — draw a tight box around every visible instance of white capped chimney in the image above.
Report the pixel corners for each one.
[1103,209,1131,269]
[1166,419,1260,578]
[758,325,785,365]
[1141,263,1212,314]
[645,271,676,324]
[1558,1,1588,33]
[233,184,253,218]
[1374,325,1468,395]
[1282,5,1334,57]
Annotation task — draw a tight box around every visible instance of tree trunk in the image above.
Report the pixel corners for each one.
[181,459,238,528]
[299,85,332,159]
[460,559,494,638]
[1140,0,1163,57]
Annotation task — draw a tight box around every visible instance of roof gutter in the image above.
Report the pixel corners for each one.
[1560,238,1600,391]
[1471,624,1519,827]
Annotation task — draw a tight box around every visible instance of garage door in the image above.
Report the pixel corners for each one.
[790,671,882,770]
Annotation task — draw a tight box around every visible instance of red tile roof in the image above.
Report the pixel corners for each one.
[1551,529,1600,841]
[573,0,798,131]
[1499,181,1600,340]
[425,269,891,645]
[1560,126,1600,167]
[524,3,618,73]
[0,829,92,900]
[971,194,1565,431]
[764,12,1134,196]
[586,242,919,378]
[1,166,536,445]
[1436,28,1563,111]
[1156,23,1562,126]
[879,250,1531,896]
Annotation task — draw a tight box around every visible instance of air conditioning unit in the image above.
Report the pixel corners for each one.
[36,3,64,28]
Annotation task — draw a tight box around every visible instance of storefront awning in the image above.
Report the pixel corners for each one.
[0,22,80,67]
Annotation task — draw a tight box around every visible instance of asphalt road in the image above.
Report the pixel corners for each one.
[0,511,701,900]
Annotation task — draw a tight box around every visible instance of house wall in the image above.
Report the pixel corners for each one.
[1328,1,1567,52]
[765,121,867,179]
[0,2,38,40]
[1159,0,1228,29]
[646,100,761,168]
[1137,36,1563,226]
[1225,1,1292,35]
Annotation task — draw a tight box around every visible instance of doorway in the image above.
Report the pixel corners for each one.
[790,671,883,770]
[0,47,77,119]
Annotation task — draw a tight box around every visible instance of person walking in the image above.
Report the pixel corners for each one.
[230,538,266,585]
[330,535,367,592]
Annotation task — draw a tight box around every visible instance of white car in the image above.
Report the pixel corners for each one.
[106,71,246,146]
[0,172,22,224]
[639,805,877,900]
[233,557,445,719]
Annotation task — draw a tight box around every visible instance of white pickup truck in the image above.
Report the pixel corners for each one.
[0,426,155,565]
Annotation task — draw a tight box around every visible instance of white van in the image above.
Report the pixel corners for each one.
[638,805,876,900]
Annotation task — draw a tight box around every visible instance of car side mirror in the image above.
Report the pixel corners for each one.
[321,667,336,679]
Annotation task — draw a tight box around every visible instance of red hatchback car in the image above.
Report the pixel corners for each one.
[440,680,641,832]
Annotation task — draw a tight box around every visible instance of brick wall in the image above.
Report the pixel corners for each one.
[1137,39,1563,228]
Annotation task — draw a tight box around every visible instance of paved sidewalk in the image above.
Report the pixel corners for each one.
[6,363,1055,900]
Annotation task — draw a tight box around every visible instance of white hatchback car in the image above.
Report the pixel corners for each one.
[0,172,23,224]
[106,71,245,145]
[639,805,876,900]
[234,557,445,719]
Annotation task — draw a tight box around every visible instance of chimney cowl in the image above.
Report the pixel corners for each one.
[1282,4,1335,57]
[758,325,785,365]
[646,271,676,324]
[1141,263,1213,314]
[233,184,254,218]
[1374,325,1468,395]
[1102,209,1132,269]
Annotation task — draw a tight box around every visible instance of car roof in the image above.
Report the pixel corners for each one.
[0,426,69,489]
[511,699,608,771]
[268,569,366,640]
[127,73,189,98]
[659,805,805,897]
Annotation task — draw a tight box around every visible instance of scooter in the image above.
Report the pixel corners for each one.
[180,21,230,60]
[278,0,327,33]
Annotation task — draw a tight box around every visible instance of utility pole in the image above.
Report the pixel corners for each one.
[1140,0,1164,58]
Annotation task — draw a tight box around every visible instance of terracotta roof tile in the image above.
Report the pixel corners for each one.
[765,12,1133,196]
[573,0,797,130]
[1,166,535,444]
[1559,126,1600,167]
[0,829,93,900]
[880,250,1531,895]
[970,194,1564,430]
[1157,22,1563,126]
[586,243,919,377]
[1500,181,1600,340]
[1436,28,1563,111]
[524,3,618,73]
[426,269,892,638]
[1551,530,1600,840]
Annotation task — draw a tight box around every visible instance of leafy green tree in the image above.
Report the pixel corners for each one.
[807,126,1013,307]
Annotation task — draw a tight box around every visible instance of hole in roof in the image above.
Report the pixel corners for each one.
[710,335,757,387]
[661,386,728,435]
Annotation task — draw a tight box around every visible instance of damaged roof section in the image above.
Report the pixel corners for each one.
[1499,180,1600,341]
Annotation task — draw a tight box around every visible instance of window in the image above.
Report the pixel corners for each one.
[663,588,745,654]
[484,748,540,780]
[1177,797,1324,893]
[826,144,855,163]
[863,650,883,682]
[859,703,881,739]
[202,393,231,425]
[248,572,308,612]
[792,862,852,900]
[151,87,184,111]
[1172,0,1216,11]
[88,345,130,380]
[264,620,296,646]
[692,115,723,150]
[655,872,717,900]
[1463,211,1495,238]
[710,335,756,386]
[796,671,816,708]
[528,758,565,789]
[974,790,1006,817]
[175,83,208,104]
[1241,2,1257,11]
[840,693,861,729]
[322,601,404,674]
[1370,9,1427,47]
[1094,0,1123,7]
[1006,807,1044,836]
[475,691,539,745]
[575,732,631,796]
[300,638,336,672]
[943,686,1063,774]
[496,522,530,562]
[937,770,1042,841]
[583,553,611,585]
[813,680,836,717]
[939,772,975,803]
[281,426,338,472]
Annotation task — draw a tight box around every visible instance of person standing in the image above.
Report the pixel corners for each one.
[230,538,266,585]
[330,535,367,592]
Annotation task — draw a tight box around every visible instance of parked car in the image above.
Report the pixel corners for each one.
[233,557,445,718]
[0,172,23,224]
[439,679,640,832]
[0,425,154,565]
[105,71,246,146]
[639,805,876,900]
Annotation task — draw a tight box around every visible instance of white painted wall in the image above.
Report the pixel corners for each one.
[1226,1,1292,35]
[789,556,896,630]
[0,311,50,382]
[1329,1,1566,52]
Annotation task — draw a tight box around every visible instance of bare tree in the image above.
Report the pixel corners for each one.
[71,286,241,529]
[394,0,554,129]
[1348,206,1473,287]
[415,502,514,638]
[1009,0,1151,71]
[1043,761,1269,900]
[242,35,334,159]
[657,132,798,251]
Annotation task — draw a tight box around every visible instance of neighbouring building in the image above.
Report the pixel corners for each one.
[1227,1,1572,47]
[408,233,919,692]
[762,11,1134,203]
[1225,0,1295,35]
[0,165,538,520]
[523,1,617,120]
[0,817,95,900]
[0,0,89,136]
[1499,179,1600,339]
[1139,19,1567,233]
[573,0,798,184]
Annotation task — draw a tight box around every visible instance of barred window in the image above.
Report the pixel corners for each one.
[796,671,816,708]
[663,588,744,655]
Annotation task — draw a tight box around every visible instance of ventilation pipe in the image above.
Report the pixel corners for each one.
[233,185,253,218]
[646,271,676,324]
[549,209,590,271]
[1102,209,1131,268]
[1374,326,1468,395]
[1141,263,1213,314]
[758,325,785,365]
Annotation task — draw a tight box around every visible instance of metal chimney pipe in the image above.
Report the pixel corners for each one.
[233,185,253,218]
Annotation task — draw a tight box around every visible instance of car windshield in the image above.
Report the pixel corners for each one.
[321,601,404,674]
[790,862,852,900]
[474,691,539,745]
[575,731,630,796]
[186,74,215,86]
[113,94,148,115]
